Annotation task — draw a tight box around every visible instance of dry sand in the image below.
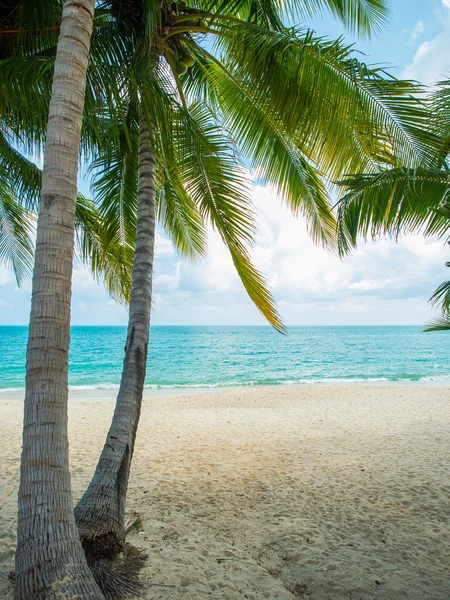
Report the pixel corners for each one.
[0,385,449,599]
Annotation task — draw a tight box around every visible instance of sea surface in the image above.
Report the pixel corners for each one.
[1,325,450,393]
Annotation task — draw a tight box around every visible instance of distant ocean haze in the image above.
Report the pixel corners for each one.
[0,325,449,392]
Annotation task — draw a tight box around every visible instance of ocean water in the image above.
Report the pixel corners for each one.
[1,325,450,393]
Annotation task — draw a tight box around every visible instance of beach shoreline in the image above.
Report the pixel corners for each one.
[1,377,450,402]
[1,384,449,599]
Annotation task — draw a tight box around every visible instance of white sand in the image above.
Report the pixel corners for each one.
[0,385,449,599]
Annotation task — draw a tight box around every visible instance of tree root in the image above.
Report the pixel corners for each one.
[81,531,125,563]
[90,544,147,600]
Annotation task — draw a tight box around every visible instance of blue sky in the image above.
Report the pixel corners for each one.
[1,0,450,326]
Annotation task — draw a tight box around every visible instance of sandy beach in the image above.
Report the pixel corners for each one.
[0,385,449,599]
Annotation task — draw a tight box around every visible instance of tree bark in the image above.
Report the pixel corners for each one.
[14,2,105,599]
[74,112,157,559]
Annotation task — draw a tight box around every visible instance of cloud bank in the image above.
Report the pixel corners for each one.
[1,185,445,326]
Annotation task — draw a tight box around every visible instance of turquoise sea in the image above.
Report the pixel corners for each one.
[1,325,450,392]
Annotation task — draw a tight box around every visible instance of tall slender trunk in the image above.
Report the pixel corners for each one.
[74,113,157,559]
[14,2,105,599]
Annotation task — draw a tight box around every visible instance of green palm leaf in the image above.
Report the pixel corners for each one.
[187,52,336,246]
[75,194,134,303]
[336,168,450,256]
[214,24,434,174]
[173,101,284,329]
[89,119,140,248]
[288,0,389,36]
[423,313,450,332]
[0,128,41,209]
[430,278,450,314]
[0,178,35,285]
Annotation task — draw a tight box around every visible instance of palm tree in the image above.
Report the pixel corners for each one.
[68,0,436,560]
[335,79,450,329]
[1,0,433,571]
[11,0,106,597]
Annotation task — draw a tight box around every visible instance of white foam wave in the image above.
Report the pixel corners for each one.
[2,374,450,394]
[420,375,450,381]
[68,383,120,390]
[280,377,390,385]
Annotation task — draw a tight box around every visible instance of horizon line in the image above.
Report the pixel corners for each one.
[0,323,427,328]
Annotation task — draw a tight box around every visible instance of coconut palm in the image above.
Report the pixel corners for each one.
[1,39,284,563]
[7,0,106,597]
[66,0,439,561]
[0,0,302,594]
[335,79,450,330]
[1,40,281,590]
[1,0,433,573]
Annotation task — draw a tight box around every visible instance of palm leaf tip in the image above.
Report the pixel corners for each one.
[0,180,35,286]
[430,279,450,313]
[75,194,134,304]
[227,244,285,332]
[423,314,450,332]
[328,0,391,38]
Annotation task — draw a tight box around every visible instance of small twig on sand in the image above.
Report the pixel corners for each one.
[216,558,236,561]
[125,514,141,534]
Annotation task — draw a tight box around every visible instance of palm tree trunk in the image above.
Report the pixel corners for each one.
[14,2,105,599]
[74,112,157,559]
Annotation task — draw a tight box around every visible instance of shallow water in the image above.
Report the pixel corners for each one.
[1,325,449,392]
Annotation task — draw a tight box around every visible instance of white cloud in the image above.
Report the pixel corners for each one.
[0,266,13,286]
[147,186,448,326]
[1,188,447,326]
[348,278,399,291]
[402,38,449,83]
[155,231,174,256]
[402,9,450,83]
[393,21,424,46]
[410,20,424,41]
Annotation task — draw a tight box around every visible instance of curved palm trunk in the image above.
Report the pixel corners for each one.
[74,113,156,559]
[14,2,104,599]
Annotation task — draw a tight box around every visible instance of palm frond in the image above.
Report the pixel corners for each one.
[429,79,450,165]
[336,167,450,256]
[156,174,208,258]
[430,279,450,314]
[200,0,389,36]
[174,101,284,329]
[187,51,336,247]
[89,116,140,248]
[423,313,450,332]
[75,194,134,303]
[213,24,435,175]
[0,178,35,285]
[0,0,61,58]
[0,55,53,148]
[0,128,41,209]
[287,0,389,37]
